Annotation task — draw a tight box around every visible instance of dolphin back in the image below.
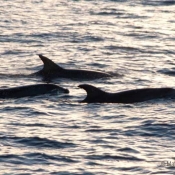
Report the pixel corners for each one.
[78,84,175,103]
[78,84,107,103]
[32,55,64,78]
[0,84,69,99]
[32,55,112,80]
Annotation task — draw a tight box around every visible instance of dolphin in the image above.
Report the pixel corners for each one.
[0,84,69,99]
[78,84,175,103]
[32,55,114,80]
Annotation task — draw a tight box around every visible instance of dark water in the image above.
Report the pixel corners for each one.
[0,0,175,174]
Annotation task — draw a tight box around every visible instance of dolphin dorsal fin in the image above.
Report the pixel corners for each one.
[78,84,106,103]
[38,54,63,72]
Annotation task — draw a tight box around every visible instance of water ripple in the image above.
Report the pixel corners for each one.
[85,154,144,161]
[0,152,77,165]
[0,0,175,174]
[0,136,76,149]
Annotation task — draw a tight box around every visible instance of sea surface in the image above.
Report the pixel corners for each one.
[0,0,175,174]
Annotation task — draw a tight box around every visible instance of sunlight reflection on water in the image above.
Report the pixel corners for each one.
[0,0,175,174]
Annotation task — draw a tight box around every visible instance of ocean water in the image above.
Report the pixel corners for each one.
[0,0,175,174]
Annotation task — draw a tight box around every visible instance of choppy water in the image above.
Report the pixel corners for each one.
[1,0,175,174]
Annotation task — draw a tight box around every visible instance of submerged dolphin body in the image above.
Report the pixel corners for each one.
[0,84,69,99]
[33,55,113,80]
[78,84,175,103]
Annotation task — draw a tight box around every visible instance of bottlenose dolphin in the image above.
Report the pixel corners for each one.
[32,55,113,80]
[78,84,175,103]
[0,84,69,99]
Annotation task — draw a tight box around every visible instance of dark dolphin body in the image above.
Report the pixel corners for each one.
[78,84,175,103]
[32,55,114,80]
[0,84,69,99]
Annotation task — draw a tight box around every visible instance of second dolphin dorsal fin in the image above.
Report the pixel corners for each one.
[38,54,64,72]
[78,84,106,103]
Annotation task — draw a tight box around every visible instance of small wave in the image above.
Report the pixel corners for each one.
[71,35,104,43]
[0,136,76,149]
[8,122,52,128]
[124,122,175,138]
[91,9,146,19]
[50,171,96,175]
[158,69,175,76]
[3,106,29,111]
[0,154,27,165]
[117,147,140,154]
[105,45,143,53]
[1,50,29,55]
[0,152,76,165]
[0,36,39,44]
[0,73,29,79]
[142,0,175,6]
[24,152,77,163]
[85,128,120,132]
[141,122,175,133]
[91,11,124,16]
[85,154,144,161]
